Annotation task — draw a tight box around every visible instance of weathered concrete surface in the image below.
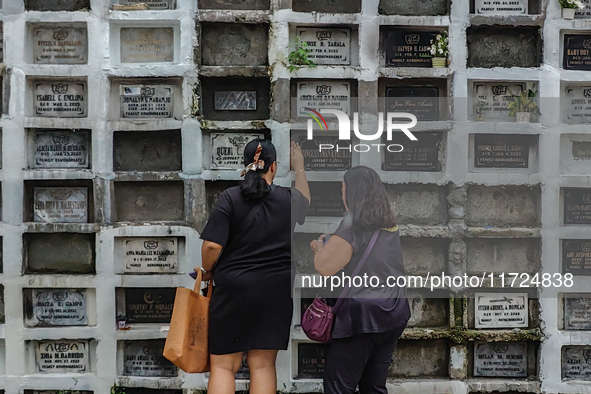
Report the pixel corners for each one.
[198,0,270,9]
[466,238,541,274]
[379,0,448,15]
[292,0,361,13]
[24,233,95,274]
[25,0,90,11]
[466,186,541,227]
[202,23,268,66]
[386,184,449,225]
[401,237,449,275]
[389,339,449,378]
[0,285,4,324]
[113,130,182,172]
[407,290,449,328]
[114,181,185,222]
[467,26,541,68]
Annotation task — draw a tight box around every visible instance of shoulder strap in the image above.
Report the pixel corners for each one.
[332,229,380,312]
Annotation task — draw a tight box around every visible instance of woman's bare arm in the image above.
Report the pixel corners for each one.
[312,235,353,276]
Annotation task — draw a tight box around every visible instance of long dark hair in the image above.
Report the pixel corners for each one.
[343,166,396,231]
[240,138,276,200]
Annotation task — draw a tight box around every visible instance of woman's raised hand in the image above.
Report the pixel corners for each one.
[290,141,305,171]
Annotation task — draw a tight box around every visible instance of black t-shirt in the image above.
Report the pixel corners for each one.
[329,215,411,338]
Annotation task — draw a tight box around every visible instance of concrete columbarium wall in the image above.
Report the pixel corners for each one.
[0,0,584,393]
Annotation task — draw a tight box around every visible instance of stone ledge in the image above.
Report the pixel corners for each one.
[470,15,546,27]
[465,227,541,238]
[379,67,452,79]
[22,170,95,181]
[113,171,183,182]
[199,66,270,78]
[197,9,272,23]
[24,222,99,233]
[402,327,543,343]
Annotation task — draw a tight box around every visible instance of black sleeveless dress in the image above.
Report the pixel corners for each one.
[200,185,308,354]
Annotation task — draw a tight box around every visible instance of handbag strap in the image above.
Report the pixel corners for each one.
[332,229,380,312]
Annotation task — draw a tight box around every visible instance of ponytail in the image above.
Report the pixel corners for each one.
[240,139,277,200]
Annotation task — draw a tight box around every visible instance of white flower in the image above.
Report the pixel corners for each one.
[436,34,442,40]
[444,37,449,43]
[430,46,436,55]
[438,48,444,54]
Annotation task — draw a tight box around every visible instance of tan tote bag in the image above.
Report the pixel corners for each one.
[164,270,212,373]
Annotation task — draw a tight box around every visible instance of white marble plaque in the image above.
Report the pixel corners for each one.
[473,82,525,122]
[474,341,527,377]
[120,28,174,63]
[120,85,173,118]
[576,0,591,18]
[34,187,88,223]
[36,340,89,373]
[565,295,591,330]
[211,133,264,169]
[122,237,178,273]
[297,81,351,117]
[123,341,177,377]
[296,28,351,65]
[32,289,87,326]
[475,0,527,15]
[564,86,591,123]
[34,82,87,118]
[33,26,88,64]
[215,91,257,111]
[117,0,176,9]
[0,23,4,63]
[32,130,90,169]
[475,292,528,328]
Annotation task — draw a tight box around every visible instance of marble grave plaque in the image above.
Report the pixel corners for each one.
[564,188,591,225]
[562,239,591,274]
[562,346,591,380]
[385,30,439,68]
[211,132,264,170]
[120,85,173,118]
[474,341,527,377]
[122,237,178,273]
[124,288,175,323]
[307,182,346,217]
[475,0,527,15]
[120,28,174,63]
[123,340,177,377]
[0,23,4,63]
[116,0,176,9]
[32,130,90,169]
[214,91,257,111]
[36,340,89,373]
[576,0,591,17]
[30,289,87,327]
[386,86,439,121]
[297,81,351,117]
[564,34,591,71]
[295,28,351,65]
[564,86,591,123]
[292,131,352,171]
[383,132,441,171]
[33,26,88,64]
[565,295,591,329]
[298,343,328,379]
[475,293,528,328]
[34,82,87,118]
[473,83,525,122]
[34,187,88,223]
[474,134,530,168]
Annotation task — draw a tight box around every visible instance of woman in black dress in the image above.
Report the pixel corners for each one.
[198,139,310,394]
[310,166,410,394]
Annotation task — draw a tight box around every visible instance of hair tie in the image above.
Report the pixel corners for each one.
[241,143,265,177]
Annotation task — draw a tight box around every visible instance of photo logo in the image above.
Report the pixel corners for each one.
[304,107,328,131]
[491,85,508,95]
[316,31,332,41]
[405,34,420,45]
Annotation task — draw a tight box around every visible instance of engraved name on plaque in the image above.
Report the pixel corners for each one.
[564,34,591,71]
[116,0,176,9]
[120,28,174,63]
[124,288,176,323]
[474,341,527,377]
[211,133,264,170]
[565,295,591,330]
[475,293,528,328]
[298,343,329,379]
[33,26,88,64]
[32,130,90,169]
[564,86,591,123]
[473,83,525,122]
[292,131,352,171]
[475,0,527,15]
[33,187,88,223]
[214,91,257,111]
[474,134,530,168]
[562,239,591,274]
[576,0,591,17]
[120,85,173,118]
[36,340,89,373]
[297,81,351,116]
[307,182,346,217]
[383,132,441,171]
[295,28,351,65]
[123,340,177,377]
[34,82,87,118]
[30,289,87,327]
[385,30,440,68]
[386,86,439,121]
[122,237,178,273]
[564,188,591,225]
[562,346,591,380]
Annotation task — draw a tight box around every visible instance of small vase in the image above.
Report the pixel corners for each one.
[431,57,447,68]
[562,8,576,19]
[516,112,531,123]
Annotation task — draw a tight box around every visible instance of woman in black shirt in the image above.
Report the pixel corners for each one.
[310,166,410,394]
[199,139,310,394]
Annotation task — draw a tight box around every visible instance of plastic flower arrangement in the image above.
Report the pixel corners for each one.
[429,32,449,58]
[559,0,585,9]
